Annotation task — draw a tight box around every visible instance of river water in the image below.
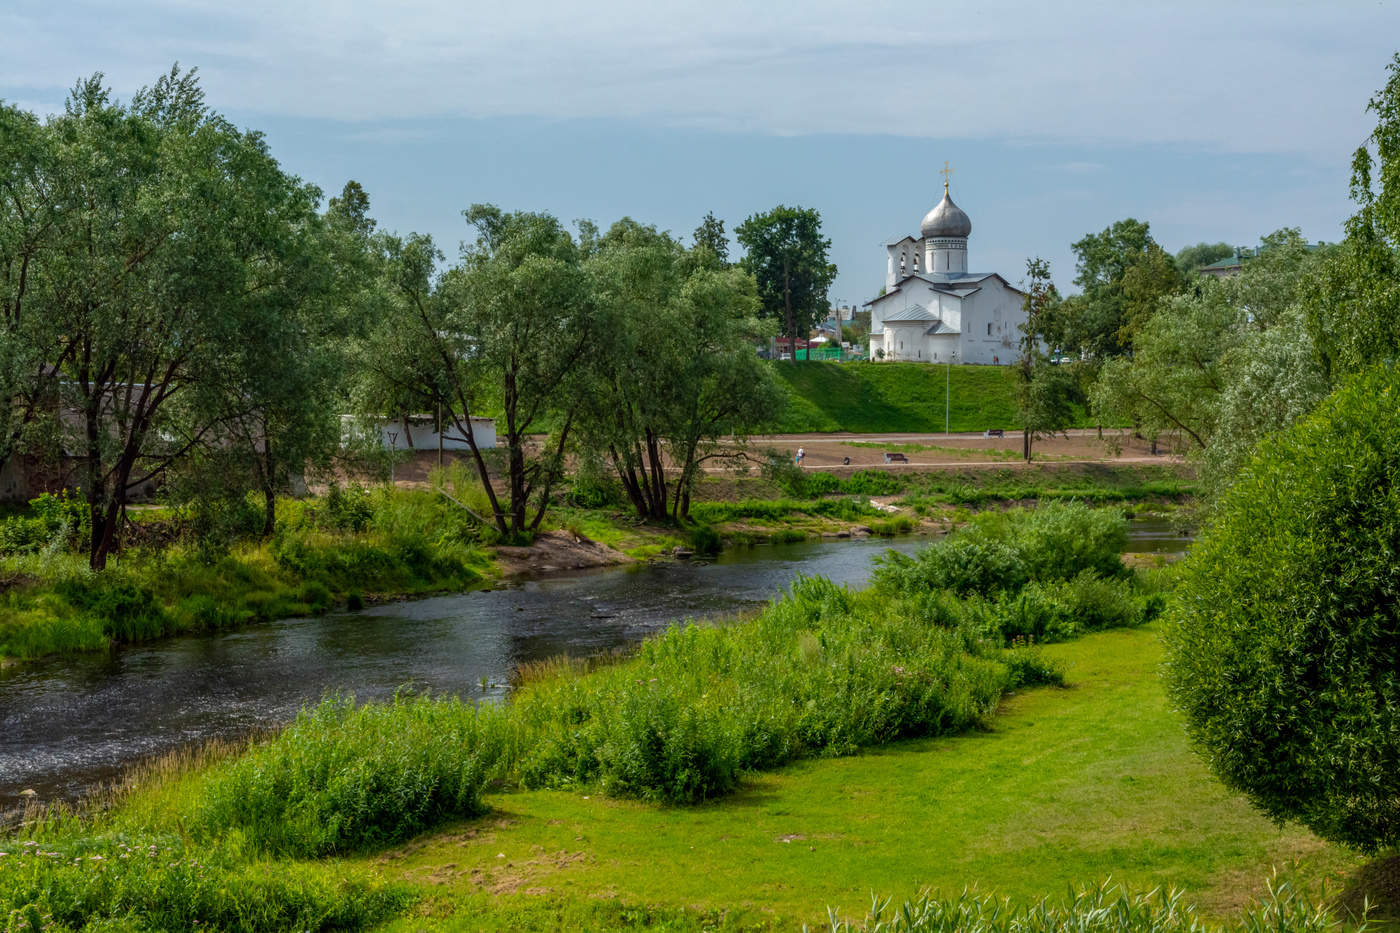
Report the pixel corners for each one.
[0,522,1190,811]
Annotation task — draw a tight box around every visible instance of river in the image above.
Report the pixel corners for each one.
[0,522,1190,811]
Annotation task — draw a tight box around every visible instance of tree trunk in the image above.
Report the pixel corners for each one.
[1023,427,1032,463]
[261,423,277,539]
[783,259,797,363]
[84,398,108,570]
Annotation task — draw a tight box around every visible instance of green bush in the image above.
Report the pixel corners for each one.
[193,694,512,856]
[875,536,1028,597]
[1165,365,1400,853]
[874,502,1127,599]
[0,491,88,555]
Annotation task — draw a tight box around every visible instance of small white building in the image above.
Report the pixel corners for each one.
[346,415,497,451]
[867,180,1027,365]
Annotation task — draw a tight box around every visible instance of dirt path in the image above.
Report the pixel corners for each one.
[729,428,1182,473]
[372,429,1183,487]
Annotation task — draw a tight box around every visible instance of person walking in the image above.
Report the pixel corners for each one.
[795,447,805,467]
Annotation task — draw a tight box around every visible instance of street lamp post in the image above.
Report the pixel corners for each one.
[945,351,957,435]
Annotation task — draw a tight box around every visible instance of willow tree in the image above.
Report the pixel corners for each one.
[357,206,594,539]
[15,68,331,569]
[579,220,779,521]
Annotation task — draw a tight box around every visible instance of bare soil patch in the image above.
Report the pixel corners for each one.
[495,530,632,577]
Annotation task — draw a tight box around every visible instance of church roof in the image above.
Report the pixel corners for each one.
[865,272,1023,307]
[883,304,938,323]
[920,183,973,239]
[884,234,919,247]
[926,321,959,335]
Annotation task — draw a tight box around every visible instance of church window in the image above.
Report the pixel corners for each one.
[987,322,993,336]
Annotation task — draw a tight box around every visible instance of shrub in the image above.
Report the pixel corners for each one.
[0,491,88,555]
[874,502,1127,599]
[313,482,376,532]
[1164,365,1400,853]
[874,536,1028,597]
[52,575,169,643]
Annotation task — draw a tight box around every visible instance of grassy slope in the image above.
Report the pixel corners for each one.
[363,625,1359,931]
[772,361,1088,434]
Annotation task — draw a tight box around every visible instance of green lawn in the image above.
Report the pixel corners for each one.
[360,624,1361,931]
[770,361,1091,434]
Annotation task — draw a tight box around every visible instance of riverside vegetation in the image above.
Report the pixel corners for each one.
[0,461,1190,663]
[1,503,1204,931]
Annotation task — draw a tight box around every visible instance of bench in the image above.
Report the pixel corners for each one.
[984,428,1005,438]
[884,452,909,463]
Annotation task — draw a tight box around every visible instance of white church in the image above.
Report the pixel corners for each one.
[868,173,1027,365]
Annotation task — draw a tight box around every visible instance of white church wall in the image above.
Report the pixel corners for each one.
[927,333,960,363]
[958,283,1024,365]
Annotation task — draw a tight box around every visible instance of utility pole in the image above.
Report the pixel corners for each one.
[945,352,956,435]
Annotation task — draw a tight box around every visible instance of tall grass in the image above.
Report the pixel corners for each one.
[898,466,1194,509]
[0,832,409,932]
[510,575,1048,803]
[821,879,1356,933]
[191,694,513,856]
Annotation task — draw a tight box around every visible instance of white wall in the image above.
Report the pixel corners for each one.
[375,416,496,451]
[958,280,1024,365]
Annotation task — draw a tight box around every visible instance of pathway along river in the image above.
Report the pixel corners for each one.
[0,521,1189,812]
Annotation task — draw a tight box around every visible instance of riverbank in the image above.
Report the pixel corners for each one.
[0,462,1191,664]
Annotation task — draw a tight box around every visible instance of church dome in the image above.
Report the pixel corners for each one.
[920,184,972,239]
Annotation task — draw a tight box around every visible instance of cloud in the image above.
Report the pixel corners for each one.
[1,0,1396,159]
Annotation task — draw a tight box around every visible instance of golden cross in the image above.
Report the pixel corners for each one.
[940,160,954,189]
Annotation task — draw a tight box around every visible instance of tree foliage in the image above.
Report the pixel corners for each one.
[1015,258,1076,461]
[355,206,593,539]
[1046,219,1183,360]
[2,68,344,568]
[1303,52,1400,380]
[735,206,836,360]
[1164,366,1400,853]
[1175,241,1234,277]
[691,211,730,269]
[1091,230,1329,491]
[578,220,780,521]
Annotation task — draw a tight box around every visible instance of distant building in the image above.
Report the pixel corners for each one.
[866,174,1027,365]
[1198,240,1328,278]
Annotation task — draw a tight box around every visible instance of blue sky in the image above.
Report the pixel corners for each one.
[3,1,1397,300]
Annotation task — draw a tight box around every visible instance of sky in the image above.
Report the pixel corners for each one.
[3,1,1398,301]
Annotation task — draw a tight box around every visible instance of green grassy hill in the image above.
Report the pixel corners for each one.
[769,361,1037,433]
